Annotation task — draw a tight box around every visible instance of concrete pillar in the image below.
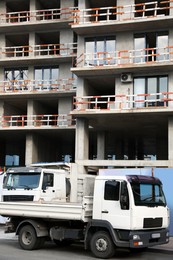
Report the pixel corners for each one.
[29,32,36,57]
[168,117,173,161]
[117,0,134,21]
[27,100,34,126]
[61,0,74,8]
[170,1,173,16]
[97,132,105,160]
[0,1,6,13]
[58,97,72,114]
[78,0,87,9]
[0,101,4,117]
[0,68,4,81]
[75,118,89,160]
[75,118,89,174]
[77,35,84,65]
[0,35,5,59]
[25,134,38,166]
[30,0,36,22]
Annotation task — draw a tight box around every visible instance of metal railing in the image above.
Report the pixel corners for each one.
[1,43,77,58]
[0,7,76,24]
[0,78,76,93]
[1,114,75,128]
[76,45,171,67]
[74,92,173,111]
[72,1,171,24]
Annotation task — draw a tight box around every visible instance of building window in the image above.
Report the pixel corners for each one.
[134,76,168,107]
[4,68,28,81]
[134,32,168,63]
[34,67,59,89]
[85,36,116,66]
[5,155,19,166]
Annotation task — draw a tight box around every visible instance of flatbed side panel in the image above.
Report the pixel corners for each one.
[0,202,89,221]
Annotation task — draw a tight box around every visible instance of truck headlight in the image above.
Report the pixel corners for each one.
[133,235,140,240]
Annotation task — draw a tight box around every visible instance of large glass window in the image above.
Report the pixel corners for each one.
[134,32,168,63]
[4,68,28,81]
[34,67,59,89]
[85,36,116,65]
[134,76,168,107]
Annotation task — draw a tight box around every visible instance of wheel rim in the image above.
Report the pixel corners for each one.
[95,238,108,252]
[22,231,32,245]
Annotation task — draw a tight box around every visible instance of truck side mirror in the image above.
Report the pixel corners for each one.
[120,181,129,210]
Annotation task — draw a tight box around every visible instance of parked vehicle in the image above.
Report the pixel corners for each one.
[0,164,169,259]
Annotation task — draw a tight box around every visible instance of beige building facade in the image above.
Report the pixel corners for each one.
[0,0,173,173]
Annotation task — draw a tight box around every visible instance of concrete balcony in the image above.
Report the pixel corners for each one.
[0,7,76,33]
[0,78,76,97]
[72,46,173,76]
[71,1,173,35]
[73,92,173,114]
[0,43,77,66]
[0,114,76,130]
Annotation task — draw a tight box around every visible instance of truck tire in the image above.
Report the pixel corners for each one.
[90,231,115,259]
[18,225,40,250]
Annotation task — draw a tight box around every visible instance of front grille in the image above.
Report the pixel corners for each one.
[3,195,34,202]
[143,218,162,228]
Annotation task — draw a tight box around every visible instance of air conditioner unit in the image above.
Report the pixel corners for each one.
[121,73,133,83]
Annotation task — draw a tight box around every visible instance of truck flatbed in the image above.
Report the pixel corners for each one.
[0,197,93,222]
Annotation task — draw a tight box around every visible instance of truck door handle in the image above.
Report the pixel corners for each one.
[102,210,109,213]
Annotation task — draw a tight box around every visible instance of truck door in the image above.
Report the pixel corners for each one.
[40,172,56,201]
[101,180,130,230]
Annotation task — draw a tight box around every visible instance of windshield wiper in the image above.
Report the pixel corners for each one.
[5,185,16,190]
[18,185,33,190]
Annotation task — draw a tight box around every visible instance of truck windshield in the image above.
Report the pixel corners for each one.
[131,183,166,207]
[3,172,41,189]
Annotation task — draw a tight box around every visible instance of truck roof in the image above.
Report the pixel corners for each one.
[96,174,162,184]
[6,167,42,173]
[6,167,67,174]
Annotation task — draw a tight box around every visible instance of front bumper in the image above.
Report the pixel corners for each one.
[129,229,169,248]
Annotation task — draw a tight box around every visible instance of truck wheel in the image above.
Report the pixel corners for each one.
[18,225,39,250]
[90,231,115,259]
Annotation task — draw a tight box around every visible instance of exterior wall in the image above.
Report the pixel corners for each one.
[0,0,173,170]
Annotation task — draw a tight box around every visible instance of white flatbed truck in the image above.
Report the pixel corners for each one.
[0,165,169,259]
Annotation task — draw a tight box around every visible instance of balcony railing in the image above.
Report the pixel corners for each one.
[1,43,77,59]
[0,78,76,93]
[73,92,173,111]
[75,46,171,67]
[0,7,76,24]
[72,1,171,25]
[1,114,75,128]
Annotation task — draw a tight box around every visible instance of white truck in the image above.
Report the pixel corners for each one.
[0,164,169,259]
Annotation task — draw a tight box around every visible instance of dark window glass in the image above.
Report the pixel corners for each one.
[104,180,120,201]
[42,173,54,189]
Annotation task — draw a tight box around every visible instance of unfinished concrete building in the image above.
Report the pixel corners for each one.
[0,0,173,173]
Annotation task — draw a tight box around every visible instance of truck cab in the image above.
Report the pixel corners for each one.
[2,167,70,202]
[90,175,169,250]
